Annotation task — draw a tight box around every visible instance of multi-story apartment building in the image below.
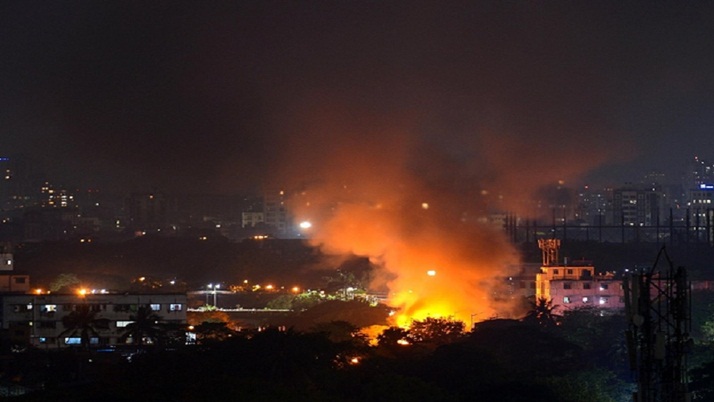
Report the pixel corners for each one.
[535,264,624,315]
[687,156,714,189]
[127,192,168,233]
[534,239,625,315]
[263,189,289,236]
[612,186,662,226]
[0,292,187,349]
[241,211,264,229]
[687,184,714,242]
[0,251,29,293]
[0,249,187,349]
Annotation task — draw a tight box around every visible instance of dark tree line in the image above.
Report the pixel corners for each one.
[7,298,714,401]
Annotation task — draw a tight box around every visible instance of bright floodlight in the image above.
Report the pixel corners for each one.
[299,221,312,229]
[427,270,437,276]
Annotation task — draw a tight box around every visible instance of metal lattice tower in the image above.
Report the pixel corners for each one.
[624,246,692,402]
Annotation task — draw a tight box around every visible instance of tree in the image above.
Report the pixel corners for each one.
[690,359,714,401]
[377,326,411,347]
[523,297,561,328]
[291,291,326,311]
[193,321,235,343]
[120,305,165,346]
[266,294,295,310]
[311,320,368,346]
[289,300,391,331]
[49,273,80,292]
[59,304,110,349]
[408,317,465,346]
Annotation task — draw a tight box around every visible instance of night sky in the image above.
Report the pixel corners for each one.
[3,1,714,195]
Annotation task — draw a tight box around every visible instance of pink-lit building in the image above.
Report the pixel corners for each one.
[534,239,625,314]
[535,264,625,314]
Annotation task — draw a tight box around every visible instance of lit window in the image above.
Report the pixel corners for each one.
[65,337,82,345]
[599,297,607,305]
[150,304,161,311]
[116,321,134,328]
[563,296,571,304]
[42,304,57,313]
[582,297,590,303]
[600,284,609,290]
[169,304,182,312]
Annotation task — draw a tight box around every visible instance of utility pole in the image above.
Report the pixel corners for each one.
[624,246,692,402]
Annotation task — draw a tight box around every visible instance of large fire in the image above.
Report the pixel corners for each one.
[269,99,605,330]
[289,184,520,328]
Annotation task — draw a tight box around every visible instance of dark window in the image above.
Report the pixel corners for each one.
[14,277,26,284]
[583,283,591,290]
[563,283,572,290]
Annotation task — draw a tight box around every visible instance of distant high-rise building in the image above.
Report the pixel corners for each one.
[241,211,264,229]
[263,189,289,236]
[687,156,714,188]
[687,184,714,242]
[127,192,167,232]
[40,181,77,209]
[612,185,662,226]
[0,155,39,213]
[577,185,611,225]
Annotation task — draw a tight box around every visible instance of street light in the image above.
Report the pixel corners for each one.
[207,283,220,307]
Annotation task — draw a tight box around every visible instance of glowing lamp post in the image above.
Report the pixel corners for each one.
[207,283,220,307]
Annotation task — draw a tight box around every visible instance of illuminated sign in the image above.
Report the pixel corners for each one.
[699,184,714,190]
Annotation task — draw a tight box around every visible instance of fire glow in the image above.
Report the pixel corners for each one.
[271,102,596,330]
[291,190,520,328]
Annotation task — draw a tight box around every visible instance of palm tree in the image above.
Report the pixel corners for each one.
[523,297,561,328]
[59,304,110,349]
[119,305,165,347]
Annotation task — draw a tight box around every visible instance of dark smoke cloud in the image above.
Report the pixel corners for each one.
[4,2,713,193]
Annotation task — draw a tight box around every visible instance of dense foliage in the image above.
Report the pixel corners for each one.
[3,310,654,401]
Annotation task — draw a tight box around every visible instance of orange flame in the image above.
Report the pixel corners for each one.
[291,184,520,328]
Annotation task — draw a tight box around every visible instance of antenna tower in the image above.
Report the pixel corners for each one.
[537,238,561,266]
[624,246,692,402]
